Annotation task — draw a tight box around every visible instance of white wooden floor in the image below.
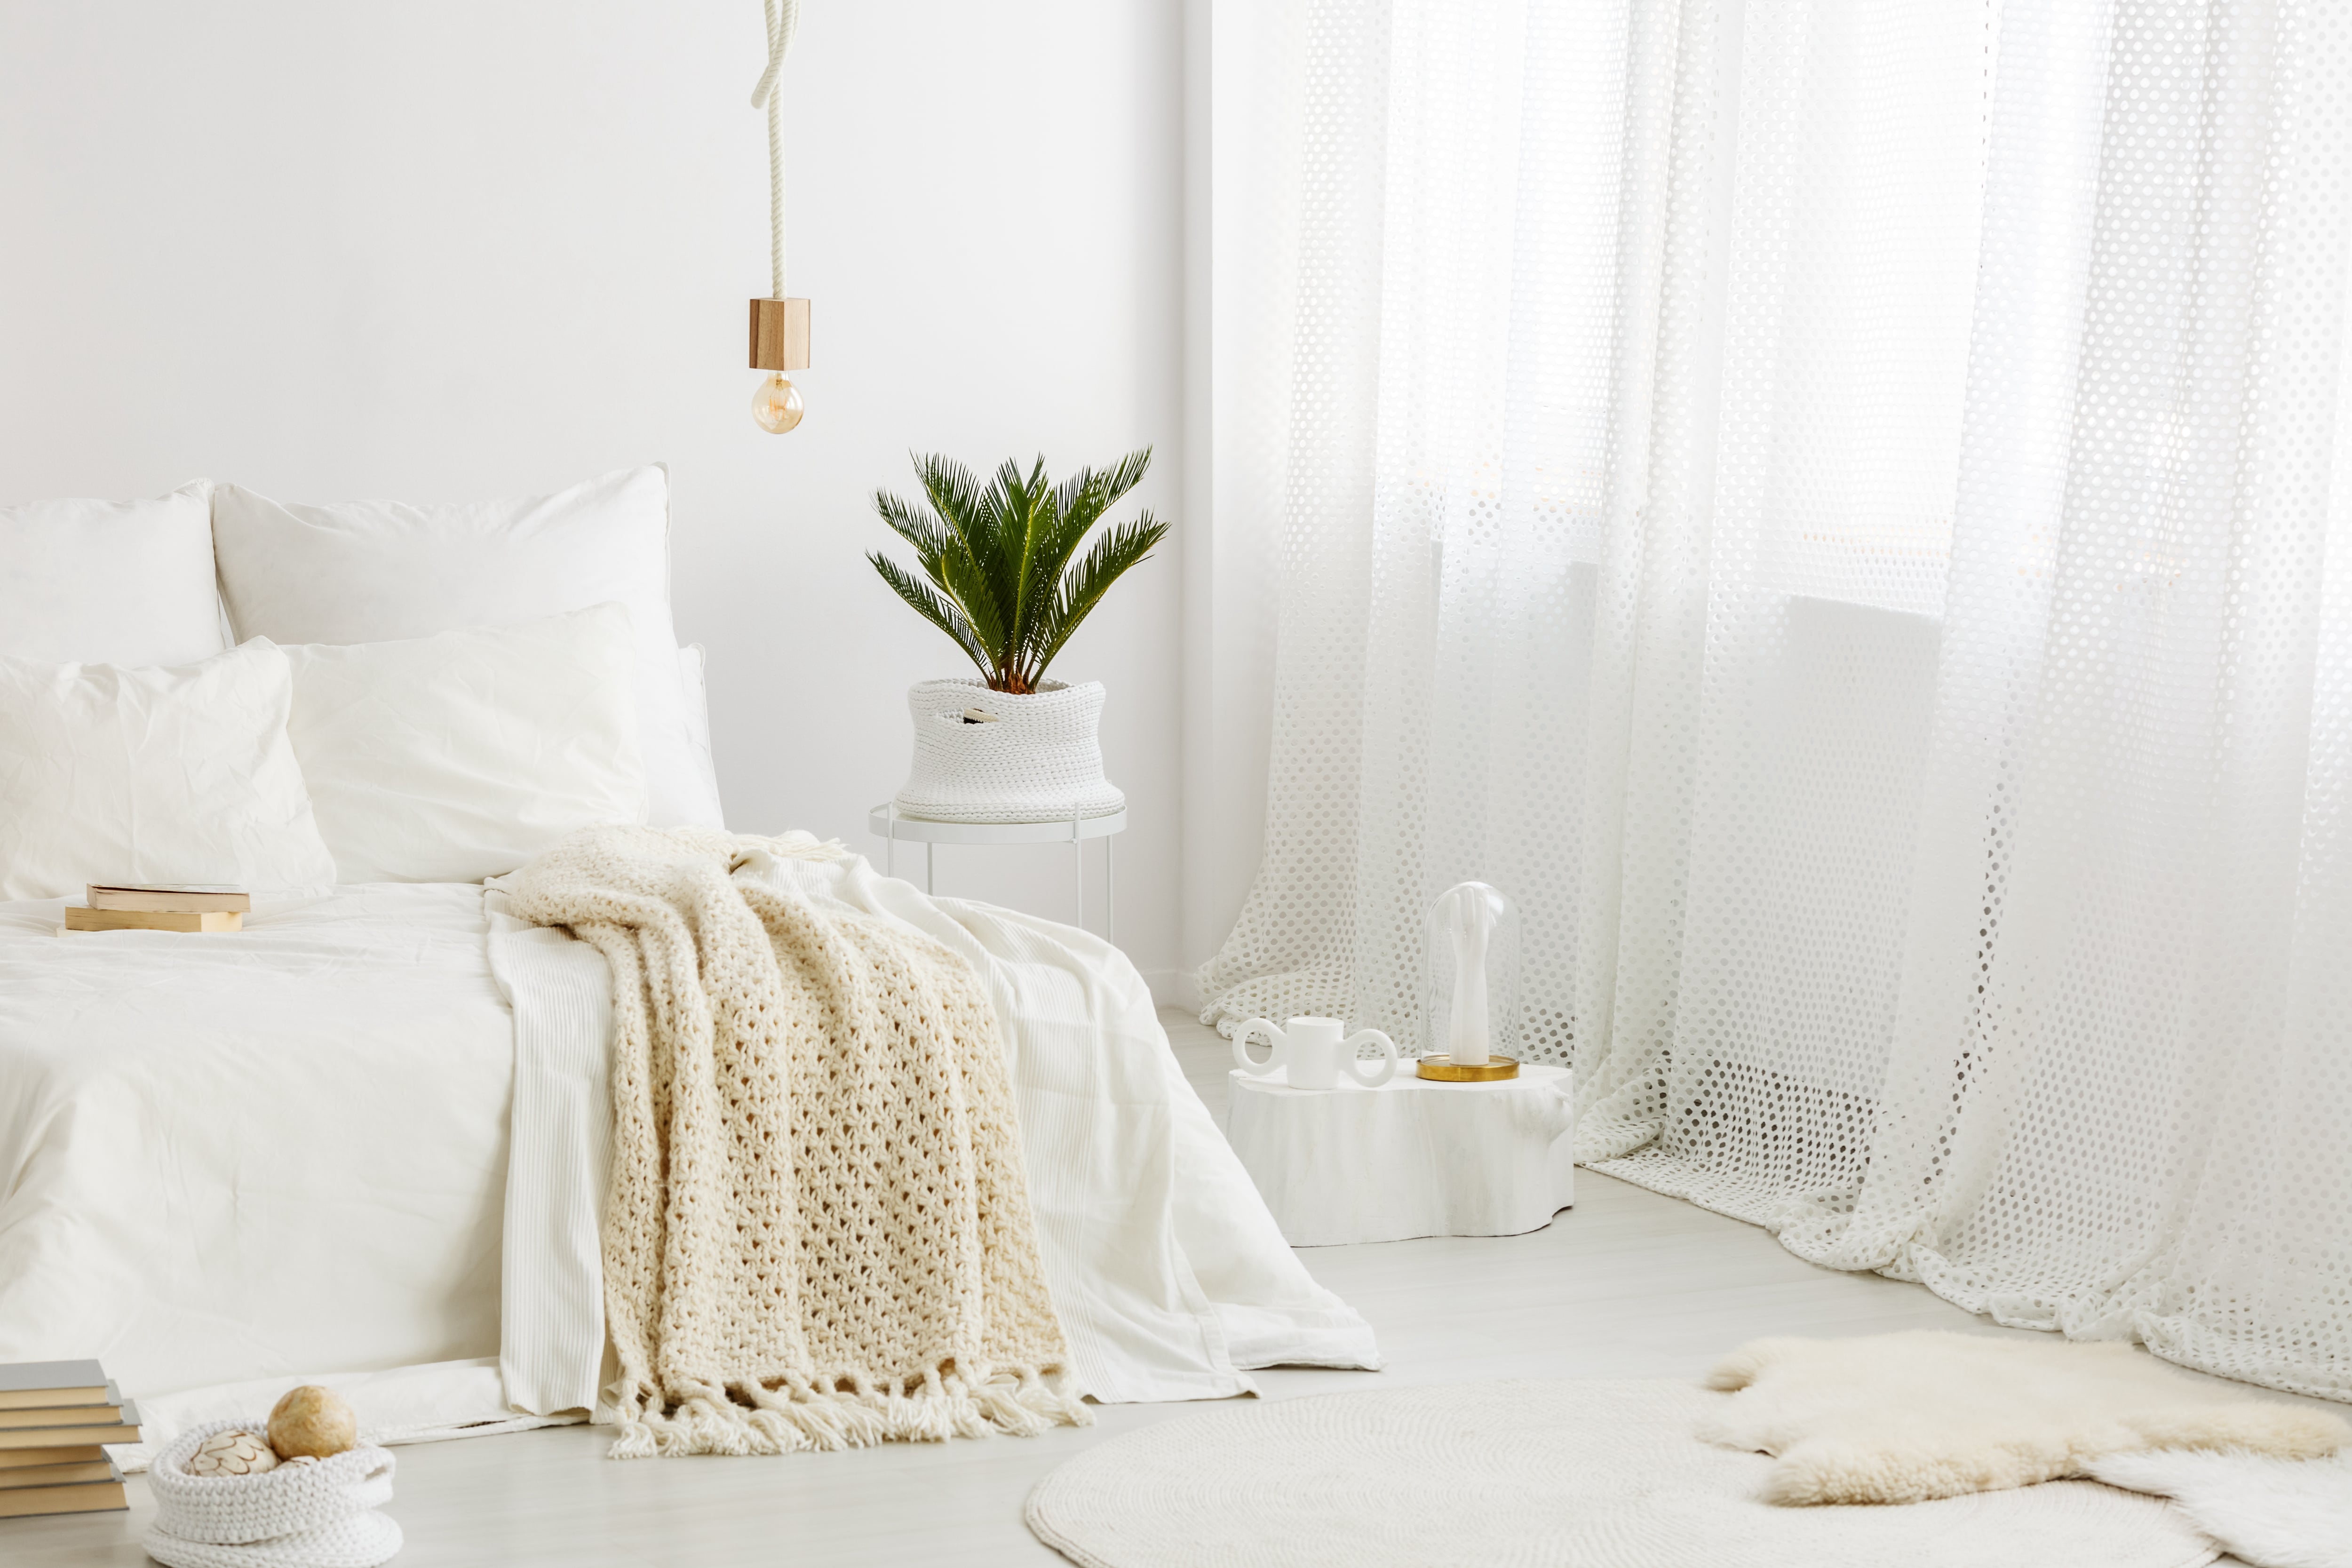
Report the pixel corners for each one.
[4,1009,2279,1566]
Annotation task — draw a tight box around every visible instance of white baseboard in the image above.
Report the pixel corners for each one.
[1140,968,1205,1013]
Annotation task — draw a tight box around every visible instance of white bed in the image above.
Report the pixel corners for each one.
[0,471,1378,1463]
[0,865,1376,1460]
[0,884,515,1399]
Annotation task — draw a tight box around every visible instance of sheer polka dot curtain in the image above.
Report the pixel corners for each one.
[1202,0,2352,1401]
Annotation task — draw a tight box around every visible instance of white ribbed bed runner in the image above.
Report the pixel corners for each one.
[484,890,616,1416]
[486,846,1378,1421]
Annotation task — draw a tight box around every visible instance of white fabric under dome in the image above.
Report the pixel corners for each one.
[1202,0,2352,1404]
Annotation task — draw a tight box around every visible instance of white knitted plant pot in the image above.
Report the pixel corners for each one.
[894,677,1126,824]
[144,1419,401,1568]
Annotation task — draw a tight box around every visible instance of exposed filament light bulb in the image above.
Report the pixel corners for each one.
[752,371,805,433]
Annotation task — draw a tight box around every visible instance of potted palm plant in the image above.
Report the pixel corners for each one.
[870,448,1168,823]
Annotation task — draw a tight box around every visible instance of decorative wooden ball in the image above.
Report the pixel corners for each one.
[267,1385,357,1460]
[188,1429,278,1476]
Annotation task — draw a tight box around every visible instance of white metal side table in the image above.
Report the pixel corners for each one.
[867,804,1128,940]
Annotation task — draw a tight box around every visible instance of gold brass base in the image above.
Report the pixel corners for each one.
[1415,1054,1519,1082]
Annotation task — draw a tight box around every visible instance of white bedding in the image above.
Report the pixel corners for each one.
[0,885,515,1394]
[0,860,1375,1461]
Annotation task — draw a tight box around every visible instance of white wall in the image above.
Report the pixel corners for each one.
[1176,0,1294,1004]
[0,1,1191,985]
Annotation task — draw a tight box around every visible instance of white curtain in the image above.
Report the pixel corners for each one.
[1204,0,2352,1402]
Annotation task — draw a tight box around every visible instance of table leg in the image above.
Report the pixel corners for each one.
[884,810,895,881]
[925,841,935,897]
[1106,833,1115,944]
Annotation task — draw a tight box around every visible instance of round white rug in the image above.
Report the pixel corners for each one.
[1025,1380,2217,1568]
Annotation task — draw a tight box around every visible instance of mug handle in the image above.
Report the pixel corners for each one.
[1232,1018,1287,1076]
[1342,1028,1399,1088]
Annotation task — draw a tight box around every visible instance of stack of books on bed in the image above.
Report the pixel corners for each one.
[63,883,250,934]
[0,1360,138,1519]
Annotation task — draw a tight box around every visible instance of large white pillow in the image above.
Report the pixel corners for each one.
[274,605,647,883]
[0,642,338,900]
[0,485,225,666]
[209,467,724,829]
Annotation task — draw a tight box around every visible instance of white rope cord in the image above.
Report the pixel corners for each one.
[751,0,800,299]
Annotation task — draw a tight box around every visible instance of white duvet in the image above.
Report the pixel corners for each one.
[0,857,1375,1460]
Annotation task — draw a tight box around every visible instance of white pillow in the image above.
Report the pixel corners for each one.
[209,467,723,829]
[0,642,337,901]
[275,605,647,883]
[0,485,225,666]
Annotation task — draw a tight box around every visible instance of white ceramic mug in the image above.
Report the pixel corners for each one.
[1232,1015,1399,1090]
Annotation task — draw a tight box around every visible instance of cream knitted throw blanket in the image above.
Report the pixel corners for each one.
[505,824,1089,1458]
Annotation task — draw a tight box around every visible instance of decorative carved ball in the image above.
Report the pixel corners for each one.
[266,1385,357,1460]
[188,1429,278,1477]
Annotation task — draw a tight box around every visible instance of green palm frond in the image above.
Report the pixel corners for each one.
[1031,513,1169,675]
[1052,448,1151,536]
[1004,458,1065,681]
[914,454,984,543]
[886,458,1014,670]
[869,447,1160,692]
[916,454,1012,627]
[872,491,956,572]
[868,552,994,679]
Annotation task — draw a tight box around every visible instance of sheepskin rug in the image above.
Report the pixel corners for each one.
[1701,1331,2349,1505]
[1026,1378,2215,1568]
[2090,1449,2352,1568]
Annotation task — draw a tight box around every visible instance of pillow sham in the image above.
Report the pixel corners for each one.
[0,484,225,666]
[274,604,647,884]
[209,467,724,830]
[0,642,337,901]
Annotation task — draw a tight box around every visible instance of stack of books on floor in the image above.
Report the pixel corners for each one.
[0,1360,139,1520]
[64,883,250,934]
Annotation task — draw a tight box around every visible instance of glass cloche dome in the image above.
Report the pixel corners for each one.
[1421,881,1521,1066]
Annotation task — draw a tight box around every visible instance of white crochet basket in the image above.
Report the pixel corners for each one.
[143,1419,401,1568]
[894,677,1126,824]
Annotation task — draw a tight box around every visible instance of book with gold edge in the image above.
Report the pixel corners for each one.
[86,883,251,914]
[0,1459,117,1490]
[0,1409,140,1449]
[0,1361,110,1413]
[0,1404,126,1432]
[0,1446,109,1471]
[0,1386,113,1413]
[63,906,242,933]
[0,1480,127,1518]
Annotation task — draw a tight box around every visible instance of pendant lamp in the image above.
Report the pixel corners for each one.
[749,0,810,433]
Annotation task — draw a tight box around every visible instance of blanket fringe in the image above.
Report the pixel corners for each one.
[604,1366,1090,1459]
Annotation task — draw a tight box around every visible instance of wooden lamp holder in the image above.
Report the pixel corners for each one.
[749,298,811,371]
